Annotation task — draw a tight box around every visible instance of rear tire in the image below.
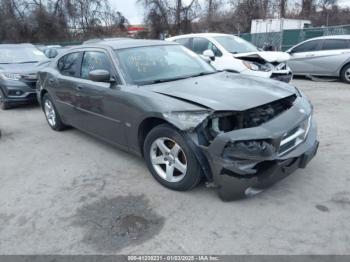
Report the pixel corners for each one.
[42,93,67,131]
[0,88,11,110]
[143,124,202,191]
[340,64,350,84]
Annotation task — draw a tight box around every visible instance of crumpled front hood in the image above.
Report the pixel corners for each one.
[148,72,296,111]
[233,51,290,63]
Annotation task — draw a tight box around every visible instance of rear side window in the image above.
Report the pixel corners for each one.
[57,52,81,77]
[175,38,191,49]
[322,39,350,50]
[292,40,322,53]
[81,51,112,79]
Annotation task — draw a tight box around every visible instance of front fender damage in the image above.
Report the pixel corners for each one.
[174,95,318,201]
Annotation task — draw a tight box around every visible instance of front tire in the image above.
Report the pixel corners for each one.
[42,93,67,131]
[143,124,202,191]
[0,88,11,110]
[340,64,350,84]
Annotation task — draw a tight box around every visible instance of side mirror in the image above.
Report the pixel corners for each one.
[201,56,211,64]
[286,49,293,54]
[89,69,111,83]
[202,49,215,61]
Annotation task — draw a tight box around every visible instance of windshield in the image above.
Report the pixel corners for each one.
[214,35,258,54]
[114,45,216,85]
[0,46,47,64]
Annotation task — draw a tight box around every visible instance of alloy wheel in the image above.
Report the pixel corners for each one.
[345,68,350,82]
[44,99,56,127]
[150,137,187,183]
[0,89,4,107]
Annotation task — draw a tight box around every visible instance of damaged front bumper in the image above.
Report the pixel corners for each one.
[197,97,318,201]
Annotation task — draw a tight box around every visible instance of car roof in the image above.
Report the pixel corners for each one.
[305,35,350,41]
[45,45,62,48]
[80,39,178,50]
[167,33,234,40]
[83,37,130,44]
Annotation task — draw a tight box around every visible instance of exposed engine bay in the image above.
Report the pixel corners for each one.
[198,94,297,145]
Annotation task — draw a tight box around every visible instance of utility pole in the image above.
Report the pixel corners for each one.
[280,0,286,18]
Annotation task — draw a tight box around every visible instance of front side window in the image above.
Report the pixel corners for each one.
[81,51,112,79]
[192,38,211,54]
[114,45,216,85]
[57,52,81,77]
[192,38,222,57]
[208,41,222,57]
[292,40,322,53]
[322,39,350,50]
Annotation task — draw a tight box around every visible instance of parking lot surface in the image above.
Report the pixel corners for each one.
[0,79,350,255]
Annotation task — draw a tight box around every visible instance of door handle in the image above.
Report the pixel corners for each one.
[48,79,55,84]
[76,85,83,90]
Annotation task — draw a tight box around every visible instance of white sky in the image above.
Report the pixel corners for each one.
[110,0,350,25]
[109,1,143,24]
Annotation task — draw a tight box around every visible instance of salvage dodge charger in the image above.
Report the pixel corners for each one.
[36,39,319,200]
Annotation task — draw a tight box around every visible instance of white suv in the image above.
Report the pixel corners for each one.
[167,33,293,83]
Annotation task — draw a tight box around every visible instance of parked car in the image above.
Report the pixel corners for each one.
[36,39,318,200]
[166,33,293,83]
[286,35,350,83]
[35,44,46,52]
[83,37,130,45]
[0,44,50,109]
[43,45,68,59]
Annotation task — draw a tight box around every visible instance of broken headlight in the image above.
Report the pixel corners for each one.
[223,139,277,160]
[163,111,212,130]
[243,61,271,72]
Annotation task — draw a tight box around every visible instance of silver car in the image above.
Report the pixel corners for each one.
[286,35,350,83]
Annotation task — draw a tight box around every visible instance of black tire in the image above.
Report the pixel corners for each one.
[340,63,350,84]
[42,93,67,131]
[143,124,202,191]
[0,88,11,110]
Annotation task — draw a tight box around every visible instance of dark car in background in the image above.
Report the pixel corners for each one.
[36,39,318,200]
[0,44,50,109]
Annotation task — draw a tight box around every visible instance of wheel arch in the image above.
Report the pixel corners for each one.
[39,89,48,109]
[137,116,213,182]
[340,62,350,77]
[138,117,175,157]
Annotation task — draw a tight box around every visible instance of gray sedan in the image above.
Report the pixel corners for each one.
[36,39,318,200]
[286,35,350,83]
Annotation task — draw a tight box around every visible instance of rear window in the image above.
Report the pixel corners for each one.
[322,39,350,50]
